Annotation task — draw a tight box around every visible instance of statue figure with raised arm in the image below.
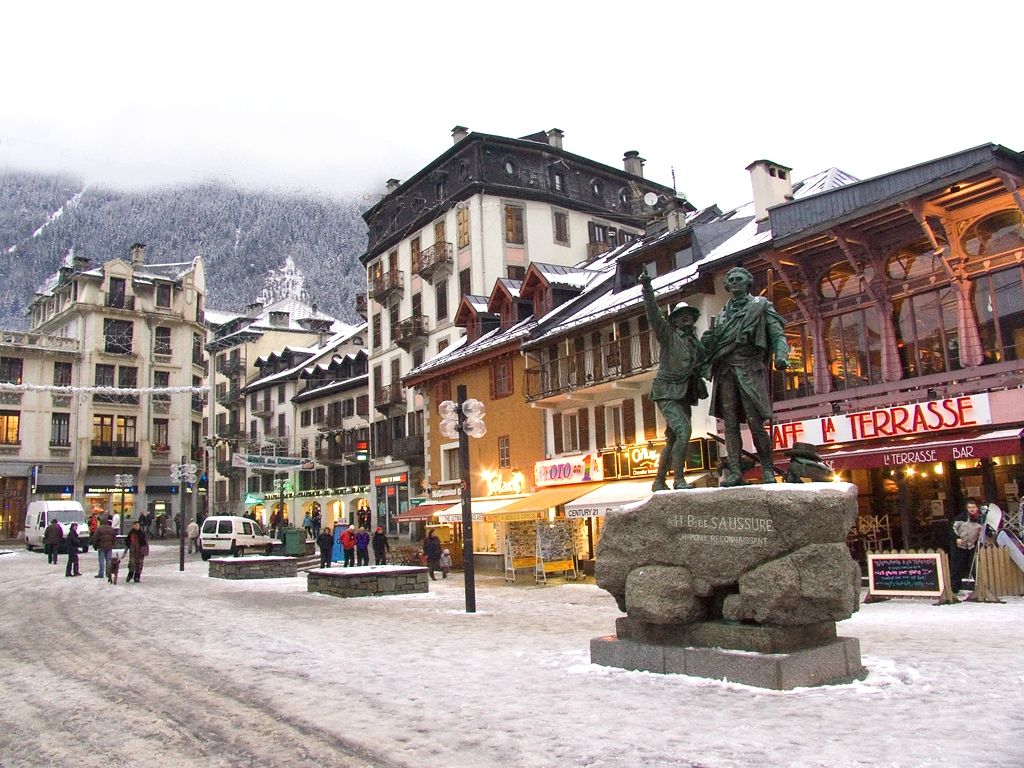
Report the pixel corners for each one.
[639,271,707,491]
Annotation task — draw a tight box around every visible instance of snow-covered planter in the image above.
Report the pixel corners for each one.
[209,555,297,579]
[307,565,429,598]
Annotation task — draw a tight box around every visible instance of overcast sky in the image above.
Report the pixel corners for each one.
[2,1,1020,210]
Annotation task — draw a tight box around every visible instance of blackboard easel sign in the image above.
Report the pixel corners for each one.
[866,552,958,604]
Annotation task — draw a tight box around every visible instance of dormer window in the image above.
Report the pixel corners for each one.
[590,179,603,198]
[504,158,517,177]
[269,311,289,327]
[553,171,565,192]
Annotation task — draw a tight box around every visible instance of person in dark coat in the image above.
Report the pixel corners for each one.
[340,525,357,567]
[124,521,149,583]
[355,528,371,567]
[43,519,63,565]
[423,529,443,581]
[950,498,985,592]
[316,526,334,569]
[65,522,81,577]
[372,526,390,565]
[91,517,117,579]
[311,508,322,539]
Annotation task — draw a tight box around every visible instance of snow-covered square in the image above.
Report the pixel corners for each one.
[0,543,1020,767]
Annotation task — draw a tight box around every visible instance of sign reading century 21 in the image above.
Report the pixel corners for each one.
[772,394,992,451]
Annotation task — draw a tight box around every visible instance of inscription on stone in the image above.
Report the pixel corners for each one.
[668,512,775,546]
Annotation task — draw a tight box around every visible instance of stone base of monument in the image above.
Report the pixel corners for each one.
[591,631,864,689]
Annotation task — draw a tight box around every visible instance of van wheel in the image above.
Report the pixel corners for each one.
[200,551,212,561]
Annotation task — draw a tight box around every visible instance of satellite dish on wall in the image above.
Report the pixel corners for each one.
[643,192,659,207]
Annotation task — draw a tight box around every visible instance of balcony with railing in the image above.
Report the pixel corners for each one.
[216,459,245,477]
[369,270,404,304]
[318,411,347,432]
[374,383,405,414]
[414,241,453,283]
[392,314,428,351]
[391,433,425,464]
[355,292,368,317]
[215,384,241,405]
[91,440,139,458]
[217,354,245,376]
[251,400,274,418]
[263,427,289,446]
[315,445,349,465]
[215,422,246,441]
[524,330,659,402]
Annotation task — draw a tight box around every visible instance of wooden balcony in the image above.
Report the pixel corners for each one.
[391,434,425,464]
[251,401,274,418]
[215,385,241,405]
[524,330,658,401]
[369,270,404,304]
[215,422,245,441]
[393,314,428,351]
[414,242,453,283]
[217,355,245,376]
[374,383,405,414]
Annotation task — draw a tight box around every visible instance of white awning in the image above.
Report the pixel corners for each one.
[435,496,526,524]
[561,475,708,518]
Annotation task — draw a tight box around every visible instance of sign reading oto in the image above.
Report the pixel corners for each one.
[772,394,991,451]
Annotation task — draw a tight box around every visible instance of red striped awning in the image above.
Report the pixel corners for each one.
[394,502,456,523]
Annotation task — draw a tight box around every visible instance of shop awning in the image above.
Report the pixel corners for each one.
[560,474,710,519]
[394,502,456,523]
[435,497,525,524]
[492,483,606,520]
[803,428,1024,472]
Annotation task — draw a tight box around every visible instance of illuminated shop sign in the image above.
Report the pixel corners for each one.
[374,473,408,486]
[534,453,603,488]
[772,394,993,451]
[599,438,713,481]
[482,470,527,496]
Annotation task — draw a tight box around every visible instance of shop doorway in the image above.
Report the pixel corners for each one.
[0,478,26,538]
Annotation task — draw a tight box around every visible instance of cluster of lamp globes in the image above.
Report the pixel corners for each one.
[170,463,199,485]
[438,399,487,440]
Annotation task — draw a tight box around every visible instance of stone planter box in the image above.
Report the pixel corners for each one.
[209,556,297,580]
[307,565,429,598]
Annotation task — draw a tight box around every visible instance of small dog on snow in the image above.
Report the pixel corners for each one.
[108,555,121,585]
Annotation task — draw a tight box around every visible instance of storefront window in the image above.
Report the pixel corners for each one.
[773,323,814,399]
[893,288,959,377]
[973,265,1024,363]
[823,310,882,389]
[961,209,1024,259]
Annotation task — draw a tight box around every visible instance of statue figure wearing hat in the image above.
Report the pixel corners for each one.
[639,271,707,491]
[700,267,790,486]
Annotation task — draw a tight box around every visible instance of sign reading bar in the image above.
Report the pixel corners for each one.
[867,553,945,597]
[773,394,992,451]
[534,453,603,488]
[232,453,317,470]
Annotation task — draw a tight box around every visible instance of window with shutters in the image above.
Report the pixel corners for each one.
[372,312,381,345]
[498,435,511,468]
[577,407,590,451]
[435,379,451,405]
[301,409,311,427]
[491,357,513,398]
[356,394,369,415]
[435,279,449,321]
[459,268,471,297]
[621,398,636,445]
[410,236,422,272]
[156,283,172,308]
[553,211,570,246]
[504,204,525,245]
[594,404,607,449]
[434,219,447,247]
[457,206,470,249]
[53,361,72,387]
[641,394,658,440]
[564,411,579,453]
[551,412,564,455]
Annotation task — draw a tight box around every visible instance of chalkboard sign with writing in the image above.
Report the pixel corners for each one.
[867,553,945,597]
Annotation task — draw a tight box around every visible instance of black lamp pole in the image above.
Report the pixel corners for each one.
[457,384,476,613]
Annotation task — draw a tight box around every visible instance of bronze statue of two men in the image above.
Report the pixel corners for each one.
[640,266,789,489]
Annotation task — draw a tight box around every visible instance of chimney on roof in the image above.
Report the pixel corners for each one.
[385,178,401,194]
[247,300,264,318]
[623,151,645,178]
[451,125,469,144]
[746,159,793,222]
[546,128,564,150]
[130,243,146,266]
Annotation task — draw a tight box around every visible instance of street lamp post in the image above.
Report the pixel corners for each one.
[170,456,198,572]
[113,473,134,536]
[439,385,487,613]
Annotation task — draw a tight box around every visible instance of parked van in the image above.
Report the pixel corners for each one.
[24,501,89,553]
[199,516,279,559]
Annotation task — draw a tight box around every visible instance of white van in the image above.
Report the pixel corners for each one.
[199,516,279,559]
[24,500,90,553]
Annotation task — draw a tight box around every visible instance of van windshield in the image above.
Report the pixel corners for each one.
[48,508,86,523]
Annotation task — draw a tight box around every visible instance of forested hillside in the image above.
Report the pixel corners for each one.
[0,170,371,327]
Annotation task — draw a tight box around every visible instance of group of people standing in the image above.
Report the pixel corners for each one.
[42,516,149,582]
[315,525,391,569]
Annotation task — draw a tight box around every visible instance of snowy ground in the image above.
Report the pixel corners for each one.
[1,542,1021,768]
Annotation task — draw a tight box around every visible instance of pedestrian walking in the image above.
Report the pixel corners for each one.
[123,521,149,584]
[91,516,116,579]
[423,529,443,581]
[372,526,390,565]
[340,525,357,567]
[187,519,200,554]
[440,548,453,579]
[355,527,370,567]
[312,508,322,539]
[316,526,334,569]
[302,512,313,539]
[64,522,81,577]
[43,518,63,565]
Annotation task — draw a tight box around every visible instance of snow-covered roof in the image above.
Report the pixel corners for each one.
[405,317,536,382]
[530,262,601,291]
[243,325,368,392]
[204,308,236,326]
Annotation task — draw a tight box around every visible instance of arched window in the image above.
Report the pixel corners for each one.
[961,209,1024,259]
[819,262,872,301]
[760,277,805,317]
[886,242,938,280]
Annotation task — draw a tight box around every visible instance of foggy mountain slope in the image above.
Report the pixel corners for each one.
[0,170,371,328]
